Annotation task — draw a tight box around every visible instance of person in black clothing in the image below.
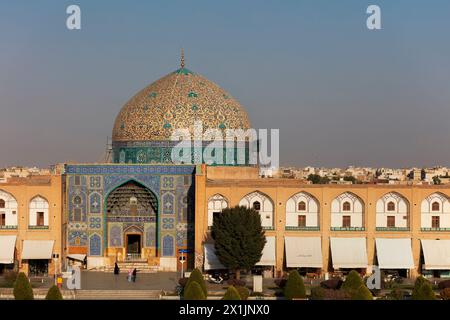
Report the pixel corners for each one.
[132,268,137,282]
[114,262,120,275]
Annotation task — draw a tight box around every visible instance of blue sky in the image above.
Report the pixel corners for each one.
[1,0,449,167]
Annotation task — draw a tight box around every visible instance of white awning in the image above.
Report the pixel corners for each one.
[0,235,17,264]
[67,254,86,262]
[421,239,450,270]
[204,243,225,270]
[330,237,368,269]
[21,240,54,260]
[375,238,414,269]
[285,237,323,268]
[256,236,276,266]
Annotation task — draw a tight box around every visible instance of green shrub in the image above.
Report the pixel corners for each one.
[45,285,63,300]
[412,276,427,296]
[351,285,373,300]
[235,286,249,300]
[413,282,436,300]
[310,287,325,300]
[223,285,241,300]
[284,270,306,300]
[184,281,206,300]
[13,272,34,300]
[186,268,207,298]
[342,270,364,294]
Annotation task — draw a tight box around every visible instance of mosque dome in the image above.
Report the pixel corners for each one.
[111,52,252,165]
[112,54,251,143]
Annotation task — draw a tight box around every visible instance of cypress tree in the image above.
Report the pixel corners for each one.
[222,286,241,300]
[45,285,63,300]
[211,205,266,279]
[185,268,207,298]
[13,272,34,300]
[284,270,306,299]
[184,281,206,300]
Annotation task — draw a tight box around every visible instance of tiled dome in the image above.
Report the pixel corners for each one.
[112,65,251,143]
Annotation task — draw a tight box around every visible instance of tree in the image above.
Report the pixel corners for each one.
[185,268,207,298]
[183,281,206,300]
[211,205,266,279]
[412,279,436,300]
[433,176,442,185]
[13,272,34,300]
[351,285,373,300]
[343,176,357,184]
[307,174,330,184]
[341,270,364,294]
[412,276,428,299]
[45,285,63,300]
[222,286,241,300]
[284,270,306,300]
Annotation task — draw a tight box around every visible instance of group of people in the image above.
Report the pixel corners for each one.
[114,262,138,282]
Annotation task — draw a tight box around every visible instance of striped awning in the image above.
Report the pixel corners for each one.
[21,240,54,260]
[0,235,16,264]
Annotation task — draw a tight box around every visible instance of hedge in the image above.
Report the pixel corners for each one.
[186,268,207,298]
[13,272,34,300]
[45,285,63,300]
[223,286,241,300]
[284,270,306,300]
[184,281,206,300]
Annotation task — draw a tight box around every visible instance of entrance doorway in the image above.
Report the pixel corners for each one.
[126,234,142,260]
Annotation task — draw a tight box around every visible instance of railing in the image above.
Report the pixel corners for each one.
[0,225,18,230]
[376,227,409,231]
[421,227,450,232]
[125,253,143,261]
[330,227,365,231]
[28,225,50,230]
[262,226,275,230]
[285,226,320,231]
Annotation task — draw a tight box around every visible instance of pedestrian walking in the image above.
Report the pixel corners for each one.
[114,262,120,275]
[132,268,137,282]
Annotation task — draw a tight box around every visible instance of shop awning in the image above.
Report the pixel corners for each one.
[21,240,54,260]
[67,254,86,262]
[256,236,276,266]
[285,237,323,268]
[204,243,225,270]
[0,235,17,264]
[421,239,450,270]
[375,238,414,269]
[330,237,368,269]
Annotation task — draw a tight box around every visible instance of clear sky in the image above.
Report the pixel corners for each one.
[1,0,449,168]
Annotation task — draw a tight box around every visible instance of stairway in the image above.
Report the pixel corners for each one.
[75,290,162,300]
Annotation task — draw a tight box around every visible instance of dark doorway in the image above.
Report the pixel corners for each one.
[127,234,142,255]
[28,260,49,277]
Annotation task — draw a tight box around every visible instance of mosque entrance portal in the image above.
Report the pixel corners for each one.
[126,234,142,256]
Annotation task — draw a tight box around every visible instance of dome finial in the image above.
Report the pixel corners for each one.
[180,48,185,69]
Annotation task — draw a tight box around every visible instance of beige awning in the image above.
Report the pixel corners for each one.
[67,254,86,262]
[421,239,450,270]
[256,236,276,266]
[0,235,17,264]
[21,240,54,260]
[285,237,323,268]
[375,238,414,269]
[204,243,225,270]
[330,237,368,269]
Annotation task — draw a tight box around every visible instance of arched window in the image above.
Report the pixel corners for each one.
[207,194,228,227]
[432,202,440,211]
[298,201,306,211]
[387,201,395,211]
[29,196,49,227]
[0,199,5,208]
[343,201,351,211]
[239,191,274,228]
